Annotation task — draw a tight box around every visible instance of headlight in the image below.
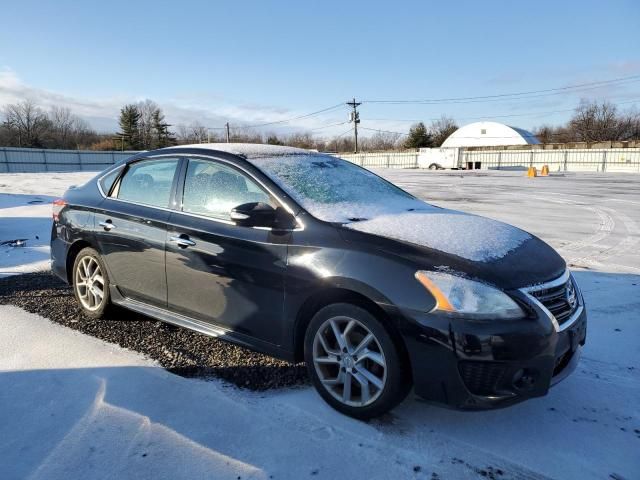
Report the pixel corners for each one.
[415,270,524,320]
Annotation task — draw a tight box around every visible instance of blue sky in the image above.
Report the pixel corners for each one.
[1,0,639,135]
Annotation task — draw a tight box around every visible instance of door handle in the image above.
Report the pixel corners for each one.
[169,235,196,248]
[99,220,116,231]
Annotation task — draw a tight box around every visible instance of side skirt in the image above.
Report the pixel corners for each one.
[110,287,295,362]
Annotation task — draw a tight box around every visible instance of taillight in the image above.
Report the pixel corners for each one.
[52,199,67,222]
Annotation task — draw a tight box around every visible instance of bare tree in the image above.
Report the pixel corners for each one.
[48,106,98,148]
[430,116,458,147]
[365,131,401,151]
[50,106,75,146]
[569,100,620,142]
[176,121,211,144]
[137,99,160,149]
[228,126,262,144]
[615,106,640,141]
[2,100,51,147]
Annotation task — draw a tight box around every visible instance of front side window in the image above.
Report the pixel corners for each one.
[182,159,274,220]
[116,158,180,208]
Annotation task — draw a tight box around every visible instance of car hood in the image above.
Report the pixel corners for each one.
[342,208,566,290]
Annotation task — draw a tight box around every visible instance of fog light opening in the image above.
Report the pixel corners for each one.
[512,368,537,391]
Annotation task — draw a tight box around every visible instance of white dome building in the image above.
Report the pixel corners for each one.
[441,121,540,148]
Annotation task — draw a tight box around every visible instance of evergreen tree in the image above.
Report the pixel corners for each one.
[404,122,433,149]
[266,135,284,145]
[117,104,141,150]
[151,109,175,148]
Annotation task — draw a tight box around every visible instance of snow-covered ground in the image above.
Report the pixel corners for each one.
[0,172,94,277]
[1,171,639,480]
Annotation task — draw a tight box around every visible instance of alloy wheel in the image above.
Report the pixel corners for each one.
[75,256,105,311]
[312,315,387,407]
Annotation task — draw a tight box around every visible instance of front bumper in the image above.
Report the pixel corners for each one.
[399,286,587,410]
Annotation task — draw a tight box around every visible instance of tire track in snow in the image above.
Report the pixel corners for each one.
[569,206,639,268]
[529,195,615,258]
[530,194,638,269]
[558,206,615,254]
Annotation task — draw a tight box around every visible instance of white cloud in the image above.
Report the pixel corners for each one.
[0,67,346,135]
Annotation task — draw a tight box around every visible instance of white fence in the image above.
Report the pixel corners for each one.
[2,146,640,174]
[335,152,419,169]
[0,147,137,173]
[340,148,640,173]
[0,147,420,173]
[459,148,640,172]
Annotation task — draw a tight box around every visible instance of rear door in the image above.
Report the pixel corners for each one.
[165,157,290,346]
[95,156,181,307]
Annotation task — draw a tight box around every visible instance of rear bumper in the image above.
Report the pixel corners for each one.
[50,224,71,284]
[399,300,587,410]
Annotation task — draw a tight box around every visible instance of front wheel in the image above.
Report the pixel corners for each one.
[304,303,410,419]
[72,247,111,319]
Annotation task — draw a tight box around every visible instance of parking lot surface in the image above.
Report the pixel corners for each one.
[0,170,638,480]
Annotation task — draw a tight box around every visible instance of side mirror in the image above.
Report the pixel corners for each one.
[230,202,296,229]
[230,202,277,228]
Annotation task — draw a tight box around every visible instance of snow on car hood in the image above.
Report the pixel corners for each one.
[346,209,532,262]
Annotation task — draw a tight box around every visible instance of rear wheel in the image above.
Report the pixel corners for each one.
[72,247,111,319]
[304,303,410,419]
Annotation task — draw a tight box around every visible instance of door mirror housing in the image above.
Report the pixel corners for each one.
[230,202,295,229]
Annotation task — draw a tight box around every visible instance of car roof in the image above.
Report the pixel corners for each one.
[165,143,314,158]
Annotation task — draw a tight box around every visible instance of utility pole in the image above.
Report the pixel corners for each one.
[225,122,230,143]
[346,98,361,153]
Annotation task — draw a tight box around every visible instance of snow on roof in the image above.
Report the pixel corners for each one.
[441,121,540,148]
[347,209,532,262]
[168,143,314,158]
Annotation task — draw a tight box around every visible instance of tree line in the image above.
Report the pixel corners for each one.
[0,100,101,149]
[534,100,640,143]
[1,98,638,152]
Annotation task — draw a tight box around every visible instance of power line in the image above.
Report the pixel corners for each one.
[189,78,640,137]
[334,127,356,139]
[309,121,350,131]
[363,97,640,125]
[241,103,345,129]
[363,75,640,105]
[360,126,410,137]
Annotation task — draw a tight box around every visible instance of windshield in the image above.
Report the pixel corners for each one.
[249,155,433,222]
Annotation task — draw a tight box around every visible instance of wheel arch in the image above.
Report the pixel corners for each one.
[66,239,94,284]
[292,286,411,381]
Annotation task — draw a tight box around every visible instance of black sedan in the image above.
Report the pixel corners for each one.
[51,144,587,419]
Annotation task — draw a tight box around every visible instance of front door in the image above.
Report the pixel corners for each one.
[95,157,181,306]
[165,158,290,346]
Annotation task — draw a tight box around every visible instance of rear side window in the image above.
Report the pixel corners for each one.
[182,159,273,220]
[99,167,123,196]
[117,159,179,208]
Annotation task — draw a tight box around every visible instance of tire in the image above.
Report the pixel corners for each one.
[72,247,111,319]
[428,163,441,170]
[304,303,410,419]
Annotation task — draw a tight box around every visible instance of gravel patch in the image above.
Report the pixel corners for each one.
[0,272,308,390]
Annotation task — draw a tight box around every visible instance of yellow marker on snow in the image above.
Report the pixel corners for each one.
[527,166,537,177]
[540,165,549,176]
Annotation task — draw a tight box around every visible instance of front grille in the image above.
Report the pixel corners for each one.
[459,361,507,396]
[530,277,578,326]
